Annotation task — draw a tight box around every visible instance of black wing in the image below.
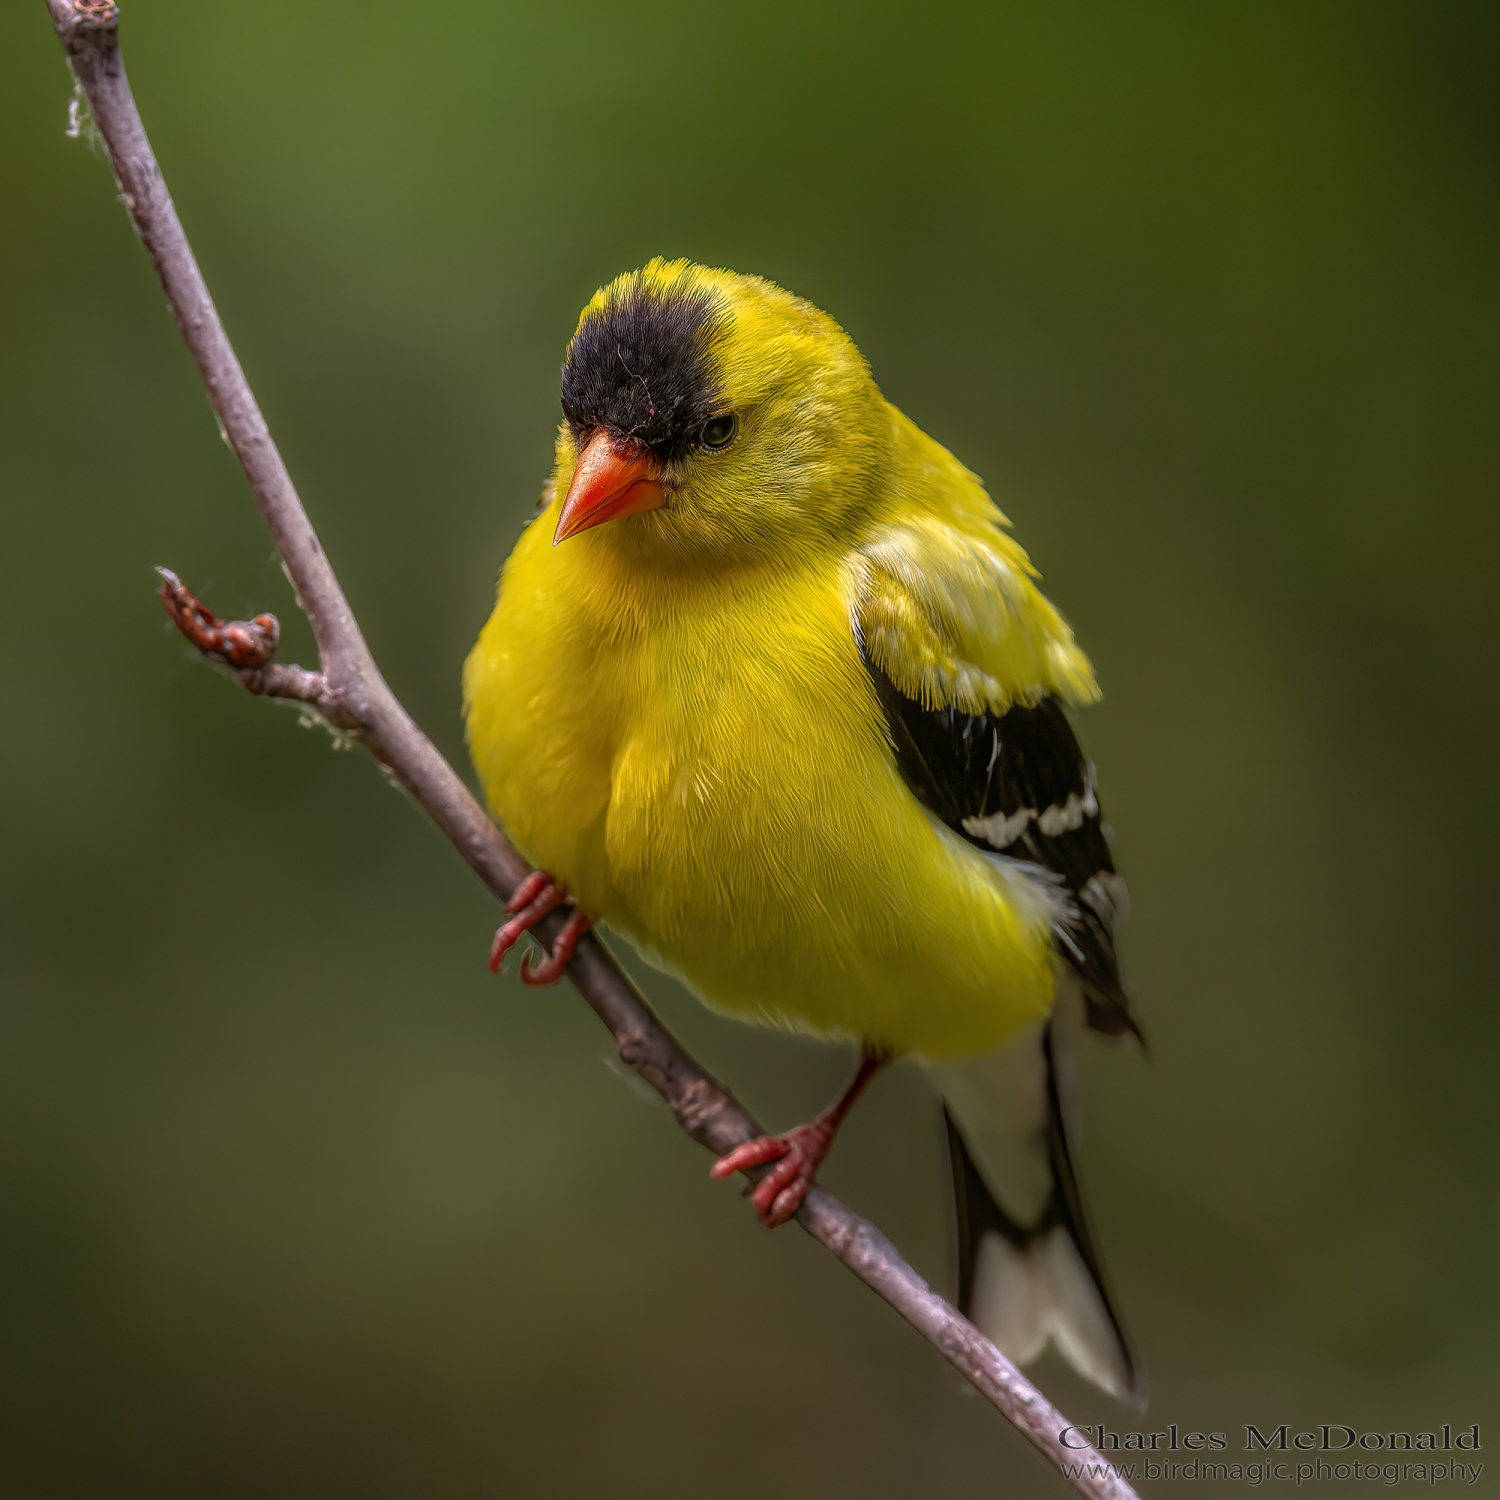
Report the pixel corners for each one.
[863,655,1140,1041]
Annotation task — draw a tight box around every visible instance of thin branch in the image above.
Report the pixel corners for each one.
[46,6,1139,1496]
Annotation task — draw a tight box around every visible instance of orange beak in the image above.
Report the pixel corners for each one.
[554,431,666,544]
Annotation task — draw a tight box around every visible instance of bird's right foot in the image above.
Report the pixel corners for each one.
[488,871,592,984]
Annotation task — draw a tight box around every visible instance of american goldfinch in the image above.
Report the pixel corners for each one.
[464,259,1144,1404]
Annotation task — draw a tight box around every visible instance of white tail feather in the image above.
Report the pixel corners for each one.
[926,982,1144,1408]
[970,1226,1140,1404]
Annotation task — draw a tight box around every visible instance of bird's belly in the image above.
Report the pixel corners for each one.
[601,699,1056,1060]
[467,538,1055,1061]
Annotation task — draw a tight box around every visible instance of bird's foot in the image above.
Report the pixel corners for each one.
[709,1047,891,1229]
[488,871,592,985]
[710,1118,838,1229]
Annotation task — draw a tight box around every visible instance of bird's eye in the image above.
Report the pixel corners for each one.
[699,413,738,452]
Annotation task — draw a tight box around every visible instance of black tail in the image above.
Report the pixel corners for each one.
[943,1017,1144,1407]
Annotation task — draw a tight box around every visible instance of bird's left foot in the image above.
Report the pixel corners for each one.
[710,1046,892,1229]
[710,1119,838,1228]
[489,871,592,985]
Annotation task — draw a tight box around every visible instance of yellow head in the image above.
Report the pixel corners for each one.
[552,259,889,565]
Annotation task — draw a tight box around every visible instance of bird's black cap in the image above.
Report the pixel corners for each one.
[560,273,726,463]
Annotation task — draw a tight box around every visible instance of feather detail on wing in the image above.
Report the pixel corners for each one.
[851,512,1140,1037]
[853,513,1099,716]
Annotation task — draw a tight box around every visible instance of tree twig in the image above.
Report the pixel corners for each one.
[45,5,1139,1495]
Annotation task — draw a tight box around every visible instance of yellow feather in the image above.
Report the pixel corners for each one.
[463,261,1099,1059]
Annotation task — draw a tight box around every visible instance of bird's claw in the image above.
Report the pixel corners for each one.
[710,1119,836,1229]
[518,906,591,985]
[489,871,591,984]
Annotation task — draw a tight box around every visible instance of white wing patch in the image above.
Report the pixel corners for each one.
[961,767,1098,849]
[962,805,1034,849]
[1081,871,1130,924]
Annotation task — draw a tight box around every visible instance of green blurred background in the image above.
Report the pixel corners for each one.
[3,2,1496,1495]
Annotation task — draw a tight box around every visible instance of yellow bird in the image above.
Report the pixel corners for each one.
[465,258,1144,1404]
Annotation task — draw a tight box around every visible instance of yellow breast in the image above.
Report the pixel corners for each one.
[464,508,1058,1059]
